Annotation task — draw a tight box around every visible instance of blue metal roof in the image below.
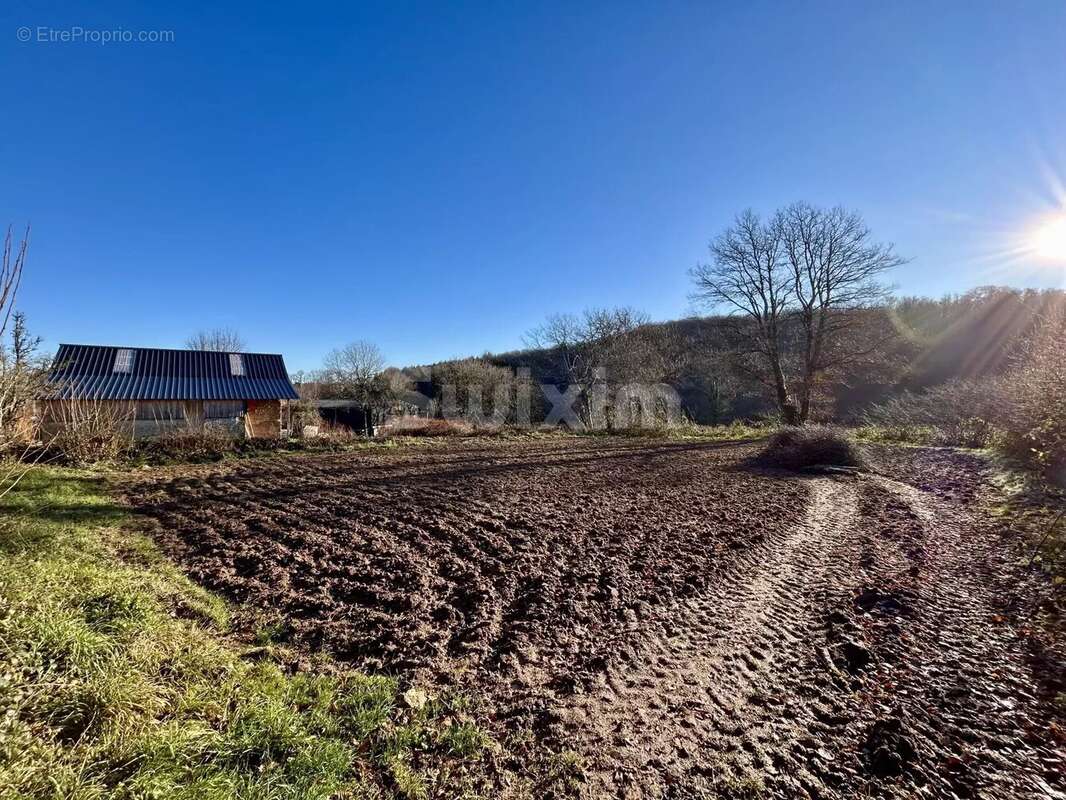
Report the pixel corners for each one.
[44,344,299,401]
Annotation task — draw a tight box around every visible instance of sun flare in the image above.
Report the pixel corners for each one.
[1031,216,1066,261]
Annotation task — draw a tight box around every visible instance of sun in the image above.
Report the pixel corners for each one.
[1031,216,1066,261]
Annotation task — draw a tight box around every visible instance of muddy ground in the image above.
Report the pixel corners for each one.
[125,437,1064,798]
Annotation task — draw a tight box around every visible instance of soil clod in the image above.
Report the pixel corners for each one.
[123,438,1065,799]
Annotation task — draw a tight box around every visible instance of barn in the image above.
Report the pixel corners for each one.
[40,343,299,438]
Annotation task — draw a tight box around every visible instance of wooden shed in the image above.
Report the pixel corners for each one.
[39,344,299,439]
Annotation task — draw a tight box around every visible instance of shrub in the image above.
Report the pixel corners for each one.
[863,379,1002,448]
[0,314,50,451]
[863,307,1066,483]
[151,422,236,461]
[41,406,245,466]
[288,398,322,436]
[384,416,475,437]
[45,399,136,464]
[997,307,1066,482]
[127,421,242,464]
[753,426,864,471]
[315,421,362,442]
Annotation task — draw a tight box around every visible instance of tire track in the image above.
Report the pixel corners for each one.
[551,477,860,798]
[126,440,1064,798]
[862,476,1066,799]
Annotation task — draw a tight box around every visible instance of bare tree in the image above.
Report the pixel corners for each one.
[781,203,903,420]
[526,307,650,427]
[11,312,41,367]
[186,327,246,352]
[0,228,43,450]
[0,226,29,339]
[690,210,796,420]
[691,204,904,424]
[322,341,389,434]
[0,225,62,499]
[526,311,585,385]
[0,313,48,446]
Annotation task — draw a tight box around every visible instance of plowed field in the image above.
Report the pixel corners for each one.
[125,438,1064,798]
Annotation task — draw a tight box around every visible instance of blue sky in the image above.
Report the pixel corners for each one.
[3,1,1065,371]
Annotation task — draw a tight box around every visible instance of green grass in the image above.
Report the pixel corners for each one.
[0,466,494,799]
[988,464,1066,582]
[851,424,942,447]
[575,420,769,442]
[658,420,769,442]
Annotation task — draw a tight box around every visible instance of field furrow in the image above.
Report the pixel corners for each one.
[123,438,1065,799]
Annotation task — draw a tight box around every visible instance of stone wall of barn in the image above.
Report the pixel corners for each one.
[244,399,281,438]
[36,399,280,440]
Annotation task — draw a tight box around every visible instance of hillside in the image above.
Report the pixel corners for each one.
[402,286,1066,424]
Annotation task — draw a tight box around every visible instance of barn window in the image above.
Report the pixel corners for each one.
[135,402,186,421]
[204,400,244,419]
[113,348,135,373]
[229,353,245,376]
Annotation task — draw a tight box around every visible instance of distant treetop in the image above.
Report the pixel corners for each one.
[186,327,246,352]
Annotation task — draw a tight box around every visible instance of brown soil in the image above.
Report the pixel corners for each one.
[123,437,1064,799]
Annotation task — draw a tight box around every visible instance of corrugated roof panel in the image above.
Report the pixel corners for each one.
[42,344,299,401]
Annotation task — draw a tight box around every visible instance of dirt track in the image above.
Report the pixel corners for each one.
[125,438,1064,798]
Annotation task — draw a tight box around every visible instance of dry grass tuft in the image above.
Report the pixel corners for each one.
[384,416,476,437]
[753,426,864,471]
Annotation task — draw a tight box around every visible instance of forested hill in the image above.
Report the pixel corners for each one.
[403,286,1065,424]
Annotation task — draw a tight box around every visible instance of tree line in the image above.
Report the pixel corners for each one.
[5,206,1062,461]
[285,203,1063,442]
[401,202,910,428]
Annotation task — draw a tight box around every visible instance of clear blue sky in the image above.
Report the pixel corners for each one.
[3,1,1065,371]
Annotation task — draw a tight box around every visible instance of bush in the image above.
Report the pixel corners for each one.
[288,398,323,436]
[384,416,475,437]
[753,426,864,471]
[863,379,1002,448]
[147,423,236,461]
[315,421,363,443]
[997,308,1066,482]
[41,408,245,466]
[0,313,50,451]
[45,399,136,465]
[863,308,1066,483]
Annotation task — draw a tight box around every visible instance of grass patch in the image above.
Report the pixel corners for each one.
[0,466,494,799]
[669,420,768,442]
[988,464,1066,583]
[540,750,585,792]
[643,420,771,445]
[576,420,768,442]
[851,424,941,447]
[985,462,1066,721]
[714,773,766,799]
